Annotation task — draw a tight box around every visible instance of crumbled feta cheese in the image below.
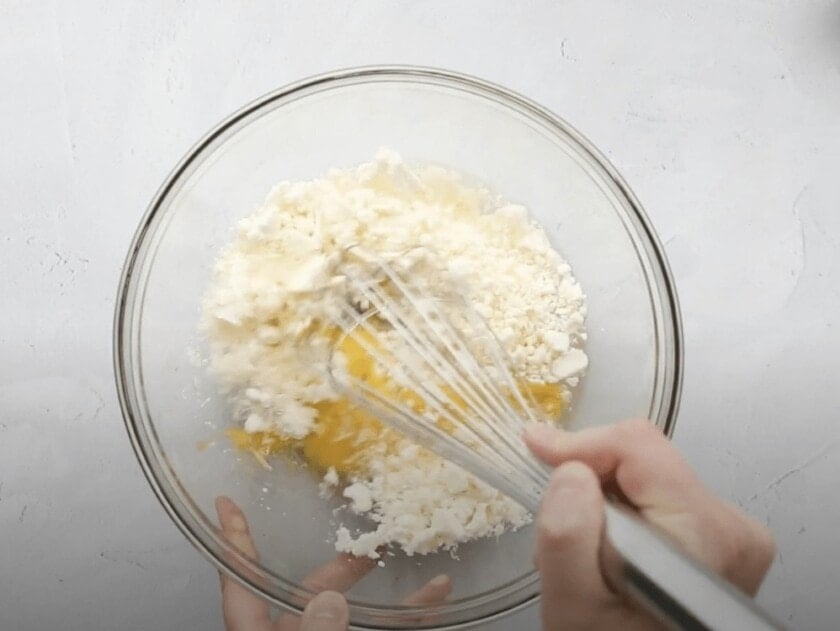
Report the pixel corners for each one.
[202,150,587,559]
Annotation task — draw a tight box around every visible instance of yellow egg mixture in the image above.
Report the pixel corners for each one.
[227,329,565,476]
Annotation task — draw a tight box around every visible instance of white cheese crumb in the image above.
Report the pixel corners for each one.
[318,467,340,498]
[551,348,589,381]
[331,450,530,557]
[343,483,374,513]
[324,467,339,486]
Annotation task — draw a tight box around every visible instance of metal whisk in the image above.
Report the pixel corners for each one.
[327,254,782,631]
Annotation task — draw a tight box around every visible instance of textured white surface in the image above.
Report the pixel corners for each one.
[2,1,839,629]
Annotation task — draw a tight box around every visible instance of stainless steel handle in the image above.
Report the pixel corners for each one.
[599,504,783,631]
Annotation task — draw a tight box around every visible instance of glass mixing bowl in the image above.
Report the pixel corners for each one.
[114,66,683,629]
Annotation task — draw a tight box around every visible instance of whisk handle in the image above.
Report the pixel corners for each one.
[599,504,783,631]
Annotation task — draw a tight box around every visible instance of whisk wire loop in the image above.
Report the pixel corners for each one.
[328,256,553,510]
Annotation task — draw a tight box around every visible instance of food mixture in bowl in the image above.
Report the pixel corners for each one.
[201,150,588,559]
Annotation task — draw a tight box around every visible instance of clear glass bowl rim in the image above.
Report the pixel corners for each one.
[113,65,684,630]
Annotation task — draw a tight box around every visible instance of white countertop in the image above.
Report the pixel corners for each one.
[2,1,839,629]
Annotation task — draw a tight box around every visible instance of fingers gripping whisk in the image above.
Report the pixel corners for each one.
[326,255,553,512]
[324,256,785,631]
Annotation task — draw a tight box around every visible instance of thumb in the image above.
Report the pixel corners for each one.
[536,461,611,629]
[298,591,349,631]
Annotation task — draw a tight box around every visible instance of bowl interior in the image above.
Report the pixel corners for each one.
[119,69,680,629]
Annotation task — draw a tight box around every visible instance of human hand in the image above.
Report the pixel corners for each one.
[524,419,776,631]
[215,496,452,631]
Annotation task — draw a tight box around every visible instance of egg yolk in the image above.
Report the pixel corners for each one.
[227,330,565,476]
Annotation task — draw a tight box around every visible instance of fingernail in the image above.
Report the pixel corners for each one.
[230,513,246,532]
[550,461,592,490]
[228,531,252,554]
[307,591,347,621]
[429,574,450,588]
[523,422,560,444]
[541,462,593,526]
